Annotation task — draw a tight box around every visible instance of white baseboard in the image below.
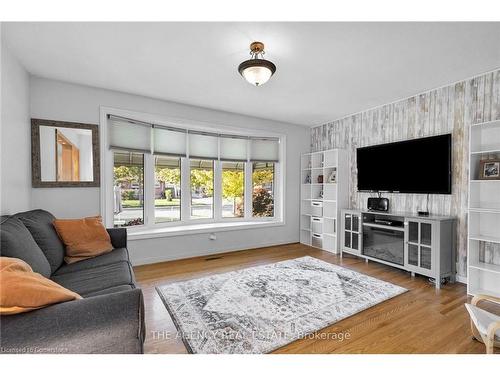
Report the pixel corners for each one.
[455,275,467,284]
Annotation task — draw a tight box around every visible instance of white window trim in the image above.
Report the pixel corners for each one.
[128,220,286,241]
[99,106,286,237]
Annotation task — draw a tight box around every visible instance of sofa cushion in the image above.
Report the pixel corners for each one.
[81,284,134,298]
[52,216,113,264]
[0,217,51,278]
[53,248,130,276]
[51,262,135,296]
[0,257,81,315]
[14,210,65,273]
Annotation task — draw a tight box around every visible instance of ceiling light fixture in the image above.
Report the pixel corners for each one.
[238,41,276,86]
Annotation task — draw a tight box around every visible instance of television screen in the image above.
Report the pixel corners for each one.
[356,134,452,194]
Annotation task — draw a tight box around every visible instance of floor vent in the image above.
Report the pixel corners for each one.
[205,256,223,261]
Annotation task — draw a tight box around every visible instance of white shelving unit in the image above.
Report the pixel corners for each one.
[467,119,500,298]
[300,149,348,253]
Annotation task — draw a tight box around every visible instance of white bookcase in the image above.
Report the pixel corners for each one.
[300,149,348,253]
[467,119,500,298]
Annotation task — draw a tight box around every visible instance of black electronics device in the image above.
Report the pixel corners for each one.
[367,197,389,212]
[374,219,394,226]
[357,134,452,194]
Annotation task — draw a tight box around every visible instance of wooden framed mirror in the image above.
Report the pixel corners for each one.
[31,118,100,187]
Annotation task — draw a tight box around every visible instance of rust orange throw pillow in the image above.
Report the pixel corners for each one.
[0,257,81,315]
[53,216,113,264]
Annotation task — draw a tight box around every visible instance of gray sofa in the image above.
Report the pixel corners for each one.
[0,209,145,354]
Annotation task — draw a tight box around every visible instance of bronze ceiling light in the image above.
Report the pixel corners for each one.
[238,41,276,86]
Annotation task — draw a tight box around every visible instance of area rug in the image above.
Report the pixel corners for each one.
[156,256,406,354]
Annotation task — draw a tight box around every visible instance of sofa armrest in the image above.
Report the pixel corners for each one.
[107,227,127,249]
[0,289,145,354]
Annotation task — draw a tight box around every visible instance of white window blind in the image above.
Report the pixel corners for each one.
[153,125,187,157]
[250,138,280,162]
[188,131,219,160]
[108,116,152,153]
[220,135,248,161]
[107,114,280,162]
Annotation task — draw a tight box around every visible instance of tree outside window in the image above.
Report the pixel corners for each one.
[113,151,144,227]
[222,162,244,218]
[190,160,214,219]
[252,162,274,217]
[154,156,181,223]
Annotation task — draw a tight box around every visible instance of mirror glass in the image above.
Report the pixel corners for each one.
[39,126,94,182]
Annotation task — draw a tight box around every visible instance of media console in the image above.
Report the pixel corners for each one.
[341,209,456,289]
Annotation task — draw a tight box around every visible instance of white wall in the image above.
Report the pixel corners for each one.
[0,32,31,215]
[30,76,309,264]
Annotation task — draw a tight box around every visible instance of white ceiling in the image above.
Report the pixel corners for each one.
[3,22,500,127]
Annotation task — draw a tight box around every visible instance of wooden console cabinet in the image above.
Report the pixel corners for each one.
[341,209,456,289]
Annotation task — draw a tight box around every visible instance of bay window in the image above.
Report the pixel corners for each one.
[190,159,214,219]
[252,162,274,218]
[222,162,245,218]
[113,151,145,227]
[154,155,181,223]
[105,112,282,231]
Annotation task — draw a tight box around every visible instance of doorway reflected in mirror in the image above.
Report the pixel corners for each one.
[32,119,100,187]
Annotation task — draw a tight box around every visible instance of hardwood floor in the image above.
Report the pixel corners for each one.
[133,243,497,354]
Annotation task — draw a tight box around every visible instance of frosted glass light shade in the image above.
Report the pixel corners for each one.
[242,66,273,86]
[238,59,276,86]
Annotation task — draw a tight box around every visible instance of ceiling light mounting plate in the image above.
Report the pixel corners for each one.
[250,41,265,54]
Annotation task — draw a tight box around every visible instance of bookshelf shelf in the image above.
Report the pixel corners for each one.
[300,149,348,254]
[467,120,500,298]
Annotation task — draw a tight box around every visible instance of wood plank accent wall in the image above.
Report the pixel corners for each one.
[310,69,500,277]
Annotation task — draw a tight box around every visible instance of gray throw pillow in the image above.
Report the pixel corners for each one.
[0,216,51,277]
[15,209,65,273]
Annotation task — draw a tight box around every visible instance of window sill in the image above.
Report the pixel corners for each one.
[127,220,285,241]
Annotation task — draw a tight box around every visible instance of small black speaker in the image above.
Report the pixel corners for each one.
[367,197,389,212]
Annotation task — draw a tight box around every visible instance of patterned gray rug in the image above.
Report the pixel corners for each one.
[156,256,406,354]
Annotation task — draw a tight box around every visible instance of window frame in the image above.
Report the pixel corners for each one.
[251,161,276,219]
[153,154,182,224]
[221,161,246,219]
[100,107,285,233]
[112,150,146,228]
[189,158,215,221]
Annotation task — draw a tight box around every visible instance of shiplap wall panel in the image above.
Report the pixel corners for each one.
[310,69,500,277]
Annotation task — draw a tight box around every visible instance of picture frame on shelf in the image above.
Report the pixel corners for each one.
[479,159,500,180]
[327,168,337,183]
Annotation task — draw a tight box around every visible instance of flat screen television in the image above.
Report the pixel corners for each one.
[357,134,452,194]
